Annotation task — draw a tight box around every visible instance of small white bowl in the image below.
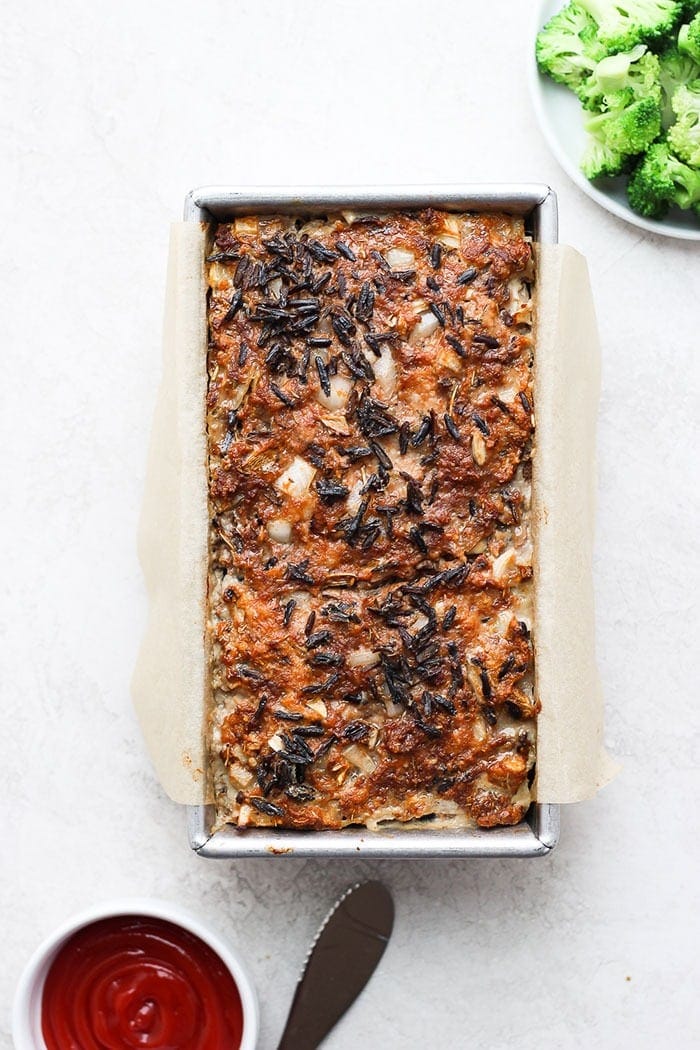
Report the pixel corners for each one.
[529,0,700,240]
[12,898,259,1050]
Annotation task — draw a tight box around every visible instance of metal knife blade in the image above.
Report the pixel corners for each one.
[276,880,394,1050]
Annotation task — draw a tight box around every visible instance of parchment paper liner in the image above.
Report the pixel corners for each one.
[132,224,618,807]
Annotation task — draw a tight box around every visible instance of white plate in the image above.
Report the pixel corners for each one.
[529,0,700,240]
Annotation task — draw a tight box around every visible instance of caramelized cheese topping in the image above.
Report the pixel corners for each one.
[206,210,538,831]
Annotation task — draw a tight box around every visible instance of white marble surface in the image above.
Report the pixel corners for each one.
[3,1,699,1047]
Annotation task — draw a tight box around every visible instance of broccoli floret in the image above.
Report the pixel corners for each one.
[578,0,684,49]
[679,12,700,60]
[627,139,700,216]
[584,93,662,153]
[580,136,628,177]
[536,2,607,93]
[577,46,661,110]
[580,92,661,181]
[668,80,700,163]
[680,0,700,19]
[658,44,700,126]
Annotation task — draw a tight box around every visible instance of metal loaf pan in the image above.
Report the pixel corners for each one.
[185,184,560,859]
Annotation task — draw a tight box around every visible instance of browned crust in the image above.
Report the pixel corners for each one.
[206,209,538,830]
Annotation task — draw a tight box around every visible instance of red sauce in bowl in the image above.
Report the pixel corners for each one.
[41,915,244,1050]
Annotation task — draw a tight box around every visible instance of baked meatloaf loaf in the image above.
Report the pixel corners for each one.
[205,209,538,830]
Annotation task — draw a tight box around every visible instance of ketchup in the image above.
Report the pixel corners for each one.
[41,915,244,1050]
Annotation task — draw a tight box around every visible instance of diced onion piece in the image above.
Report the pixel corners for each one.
[495,610,515,636]
[267,518,292,543]
[494,383,519,404]
[411,311,440,343]
[346,477,364,513]
[268,734,284,752]
[471,431,487,466]
[276,456,316,498]
[234,216,258,237]
[238,804,253,826]
[344,745,377,774]
[492,548,517,583]
[317,374,352,411]
[507,276,530,312]
[385,247,415,269]
[516,539,533,564]
[209,262,233,287]
[307,699,327,718]
[229,763,254,787]
[466,662,484,697]
[319,417,350,436]
[341,210,388,225]
[347,649,380,669]
[437,347,463,373]
[471,721,486,743]
[244,446,277,474]
[232,380,253,409]
[372,344,396,396]
[436,216,461,248]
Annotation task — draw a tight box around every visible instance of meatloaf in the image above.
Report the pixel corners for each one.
[205,208,538,830]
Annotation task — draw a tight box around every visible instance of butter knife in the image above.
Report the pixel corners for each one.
[276,880,394,1050]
